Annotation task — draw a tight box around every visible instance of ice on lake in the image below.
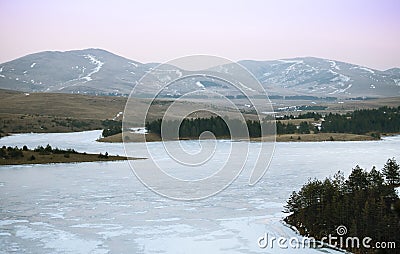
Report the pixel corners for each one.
[0,131,399,253]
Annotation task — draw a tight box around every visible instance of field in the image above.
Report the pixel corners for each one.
[1,88,400,139]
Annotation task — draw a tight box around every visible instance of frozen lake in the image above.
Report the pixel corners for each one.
[0,131,399,253]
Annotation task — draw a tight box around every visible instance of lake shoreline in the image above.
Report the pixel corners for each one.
[97,132,395,143]
[0,147,142,166]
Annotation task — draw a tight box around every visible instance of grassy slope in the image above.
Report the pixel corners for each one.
[0,89,126,119]
[0,89,128,135]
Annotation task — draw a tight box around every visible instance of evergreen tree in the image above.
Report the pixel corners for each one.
[382,158,400,185]
[284,159,400,253]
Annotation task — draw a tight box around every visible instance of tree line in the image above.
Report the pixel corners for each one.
[279,112,322,121]
[276,106,400,136]
[284,158,400,253]
[276,121,317,135]
[129,106,400,138]
[321,106,400,134]
[102,120,122,137]
[145,116,273,138]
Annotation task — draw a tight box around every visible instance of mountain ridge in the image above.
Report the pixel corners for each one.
[1,48,399,98]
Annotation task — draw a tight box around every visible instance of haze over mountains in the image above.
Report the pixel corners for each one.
[0,48,399,98]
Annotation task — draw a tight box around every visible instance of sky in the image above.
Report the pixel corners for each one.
[0,0,399,70]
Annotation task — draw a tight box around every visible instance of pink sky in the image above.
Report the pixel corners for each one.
[0,0,399,70]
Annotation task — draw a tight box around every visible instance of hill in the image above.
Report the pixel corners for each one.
[1,49,399,98]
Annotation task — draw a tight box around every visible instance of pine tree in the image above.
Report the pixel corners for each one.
[382,158,400,185]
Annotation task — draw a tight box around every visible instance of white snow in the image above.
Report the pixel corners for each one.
[393,79,400,86]
[338,74,350,82]
[195,81,205,88]
[327,60,340,70]
[328,70,350,83]
[175,69,183,78]
[278,59,304,75]
[278,59,303,64]
[351,66,375,74]
[238,82,256,92]
[0,219,29,226]
[370,84,376,89]
[98,229,134,239]
[0,74,4,78]
[15,224,107,254]
[0,66,3,72]
[81,55,104,82]
[328,69,337,76]
[112,111,123,121]
[30,63,36,68]
[130,127,148,134]
[328,89,339,95]
[129,62,138,67]
[339,84,352,93]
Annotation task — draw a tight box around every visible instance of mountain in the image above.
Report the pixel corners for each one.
[239,57,400,98]
[0,48,149,96]
[0,49,399,98]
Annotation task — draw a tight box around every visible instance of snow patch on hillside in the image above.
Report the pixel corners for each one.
[328,70,350,82]
[129,62,138,67]
[278,59,303,64]
[82,55,104,82]
[327,60,340,70]
[30,63,36,68]
[328,84,352,95]
[278,59,304,74]
[113,111,123,120]
[175,70,182,78]
[238,82,256,92]
[351,66,375,74]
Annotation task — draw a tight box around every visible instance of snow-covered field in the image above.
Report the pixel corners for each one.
[0,131,399,253]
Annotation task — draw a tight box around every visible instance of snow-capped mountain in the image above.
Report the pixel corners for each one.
[0,49,399,98]
[239,57,400,98]
[0,48,150,96]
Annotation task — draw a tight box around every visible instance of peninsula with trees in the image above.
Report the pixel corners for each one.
[284,158,400,253]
